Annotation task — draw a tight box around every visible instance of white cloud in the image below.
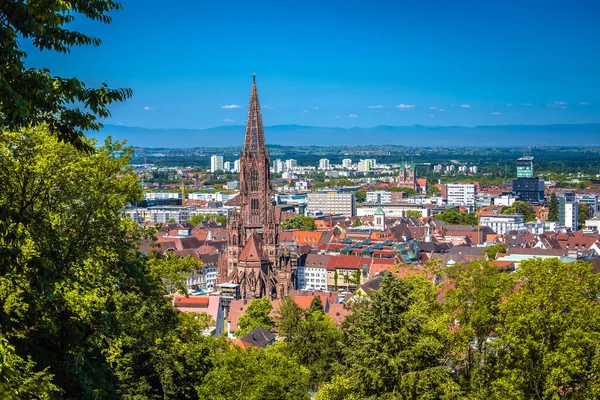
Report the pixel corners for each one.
[334,116,342,119]
[224,118,235,123]
[439,108,446,112]
[522,103,533,106]
[506,103,513,107]
[143,106,155,111]
[429,114,435,117]
[367,105,385,109]
[516,113,523,115]
[580,101,590,106]
[302,109,309,114]
[348,113,359,118]
[116,122,124,125]
[548,101,568,109]
[429,106,439,110]
[396,104,415,109]
[263,105,274,110]
[491,112,501,115]
[460,104,471,108]
[314,106,319,110]
[221,104,240,109]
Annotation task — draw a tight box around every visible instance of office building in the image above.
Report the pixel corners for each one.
[319,159,330,170]
[306,192,356,217]
[446,183,477,207]
[512,178,545,203]
[480,214,525,235]
[559,191,578,230]
[366,190,392,204]
[516,156,535,178]
[210,155,224,173]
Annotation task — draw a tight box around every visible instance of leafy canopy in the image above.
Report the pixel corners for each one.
[0,0,132,151]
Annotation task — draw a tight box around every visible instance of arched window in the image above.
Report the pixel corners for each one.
[250,171,259,191]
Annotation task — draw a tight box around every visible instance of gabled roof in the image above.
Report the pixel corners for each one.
[239,232,267,262]
[239,326,275,348]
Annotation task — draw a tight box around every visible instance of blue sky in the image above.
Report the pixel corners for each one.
[24,0,600,128]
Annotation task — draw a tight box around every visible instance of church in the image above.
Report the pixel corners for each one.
[219,76,292,300]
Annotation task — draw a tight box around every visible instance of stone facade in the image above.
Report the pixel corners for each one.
[219,76,292,300]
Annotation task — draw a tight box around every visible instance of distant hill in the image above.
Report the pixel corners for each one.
[91,123,600,148]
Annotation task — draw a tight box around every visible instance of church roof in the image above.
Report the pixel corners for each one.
[374,206,385,216]
[239,232,268,262]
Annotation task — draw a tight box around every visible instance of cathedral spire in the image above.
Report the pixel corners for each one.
[243,74,265,157]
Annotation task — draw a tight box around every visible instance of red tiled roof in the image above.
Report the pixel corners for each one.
[239,232,267,262]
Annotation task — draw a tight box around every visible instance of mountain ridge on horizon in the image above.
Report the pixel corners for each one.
[93,122,600,148]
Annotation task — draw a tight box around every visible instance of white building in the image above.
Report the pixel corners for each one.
[306,192,356,217]
[559,192,578,230]
[144,192,181,200]
[210,155,224,173]
[358,203,429,218]
[446,183,477,207]
[433,164,442,172]
[480,214,525,235]
[357,159,373,172]
[286,159,298,170]
[226,181,239,190]
[470,165,479,174]
[233,159,240,173]
[297,254,328,291]
[342,158,353,169]
[272,159,285,173]
[224,161,233,172]
[319,159,330,170]
[188,192,231,202]
[366,190,392,204]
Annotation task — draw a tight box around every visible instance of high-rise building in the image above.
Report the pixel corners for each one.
[319,159,330,170]
[272,159,285,173]
[342,158,353,169]
[233,159,240,173]
[221,75,291,300]
[224,161,233,171]
[559,191,578,230]
[516,156,535,178]
[285,159,297,170]
[512,157,544,203]
[210,155,224,172]
[446,183,477,207]
[357,159,372,172]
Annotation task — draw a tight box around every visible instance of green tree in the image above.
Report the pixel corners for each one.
[236,297,274,338]
[275,296,304,338]
[282,311,343,390]
[502,200,536,222]
[280,214,317,231]
[334,270,339,291]
[309,295,324,314]
[319,274,459,399]
[389,186,419,196]
[0,1,132,151]
[405,210,422,219]
[196,345,311,400]
[354,189,367,202]
[0,127,210,398]
[486,259,600,398]
[482,243,507,259]
[578,203,591,229]
[351,217,363,227]
[428,185,441,196]
[548,192,559,221]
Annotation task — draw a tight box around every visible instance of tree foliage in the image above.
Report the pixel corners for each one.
[354,189,367,202]
[319,274,459,399]
[502,200,537,222]
[280,214,317,231]
[578,203,591,229]
[548,192,559,221]
[236,297,274,338]
[0,0,132,151]
[482,243,507,259]
[436,208,477,225]
[405,210,422,219]
[196,345,311,400]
